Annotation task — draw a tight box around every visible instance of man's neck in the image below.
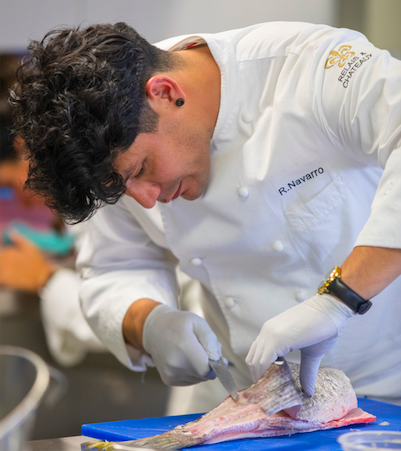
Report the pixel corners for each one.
[176,45,221,132]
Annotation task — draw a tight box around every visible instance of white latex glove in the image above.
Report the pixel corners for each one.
[245,293,355,396]
[143,304,222,386]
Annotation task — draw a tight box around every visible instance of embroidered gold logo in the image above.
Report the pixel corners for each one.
[325,45,355,69]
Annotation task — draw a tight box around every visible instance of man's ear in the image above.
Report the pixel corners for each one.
[146,75,185,112]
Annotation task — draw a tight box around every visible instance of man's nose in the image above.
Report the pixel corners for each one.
[125,181,161,209]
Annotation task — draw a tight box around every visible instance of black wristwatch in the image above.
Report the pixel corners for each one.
[317,266,372,314]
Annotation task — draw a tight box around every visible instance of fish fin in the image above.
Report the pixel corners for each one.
[241,360,302,416]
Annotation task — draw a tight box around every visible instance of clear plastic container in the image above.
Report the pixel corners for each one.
[338,431,401,450]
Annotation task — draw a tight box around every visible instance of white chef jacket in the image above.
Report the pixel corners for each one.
[77,22,401,397]
[40,223,106,367]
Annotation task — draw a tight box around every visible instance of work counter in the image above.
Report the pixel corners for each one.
[27,436,93,451]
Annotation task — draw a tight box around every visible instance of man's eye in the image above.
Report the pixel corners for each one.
[135,164,146,179]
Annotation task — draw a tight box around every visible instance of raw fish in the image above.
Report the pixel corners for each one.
[83,362,376,450]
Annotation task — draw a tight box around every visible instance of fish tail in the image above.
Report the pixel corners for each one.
[125,431,204,449]
[81,430,204,450]
[81,441,114,451]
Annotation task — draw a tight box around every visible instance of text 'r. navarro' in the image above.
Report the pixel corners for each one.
[278,168,324,195]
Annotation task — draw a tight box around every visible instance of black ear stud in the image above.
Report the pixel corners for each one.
[176,98,185,107]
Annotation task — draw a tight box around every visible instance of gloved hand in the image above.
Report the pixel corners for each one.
[143,304,222,386]
[245,293,355,395]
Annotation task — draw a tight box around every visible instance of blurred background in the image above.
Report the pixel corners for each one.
[1,0,401,57]
[0,0,400,442]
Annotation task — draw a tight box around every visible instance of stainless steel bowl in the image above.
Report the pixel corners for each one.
[0,346,50,451]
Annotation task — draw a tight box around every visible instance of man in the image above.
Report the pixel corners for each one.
[11,21,401,407]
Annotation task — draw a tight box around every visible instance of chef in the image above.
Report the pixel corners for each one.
[11,21,401,409]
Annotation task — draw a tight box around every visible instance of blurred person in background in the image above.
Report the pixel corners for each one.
[0,54,106,366]
[9,21,401,413]
[0,219,107,367]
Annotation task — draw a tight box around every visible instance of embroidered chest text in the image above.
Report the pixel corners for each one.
[278,167,324,196]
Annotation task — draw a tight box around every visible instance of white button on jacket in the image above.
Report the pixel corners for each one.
[238,187,249,198]
[241,112,253,123]
[272,240,284,252]
[224,297,236,309]
[295,289,306,302]
[78,23,401,394]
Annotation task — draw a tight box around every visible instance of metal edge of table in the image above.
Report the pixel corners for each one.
[27,435,94,451]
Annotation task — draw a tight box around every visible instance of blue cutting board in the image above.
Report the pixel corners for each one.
[82,398,401,450]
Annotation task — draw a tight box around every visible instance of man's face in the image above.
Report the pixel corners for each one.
[114,115,213,209]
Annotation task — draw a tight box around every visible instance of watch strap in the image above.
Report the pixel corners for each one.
[328,277,372,314]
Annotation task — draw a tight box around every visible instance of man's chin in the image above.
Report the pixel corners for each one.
[181,188,204,201]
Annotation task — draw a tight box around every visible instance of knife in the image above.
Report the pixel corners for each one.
[209,357,238,400]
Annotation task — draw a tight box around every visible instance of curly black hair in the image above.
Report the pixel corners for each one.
[10,22,178,223]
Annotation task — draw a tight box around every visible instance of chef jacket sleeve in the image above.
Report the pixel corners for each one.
[314,34,401,248]
[76,199,180,371]
[40,268,106,367]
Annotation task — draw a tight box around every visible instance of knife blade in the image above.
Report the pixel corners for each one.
[209,357,238,400]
